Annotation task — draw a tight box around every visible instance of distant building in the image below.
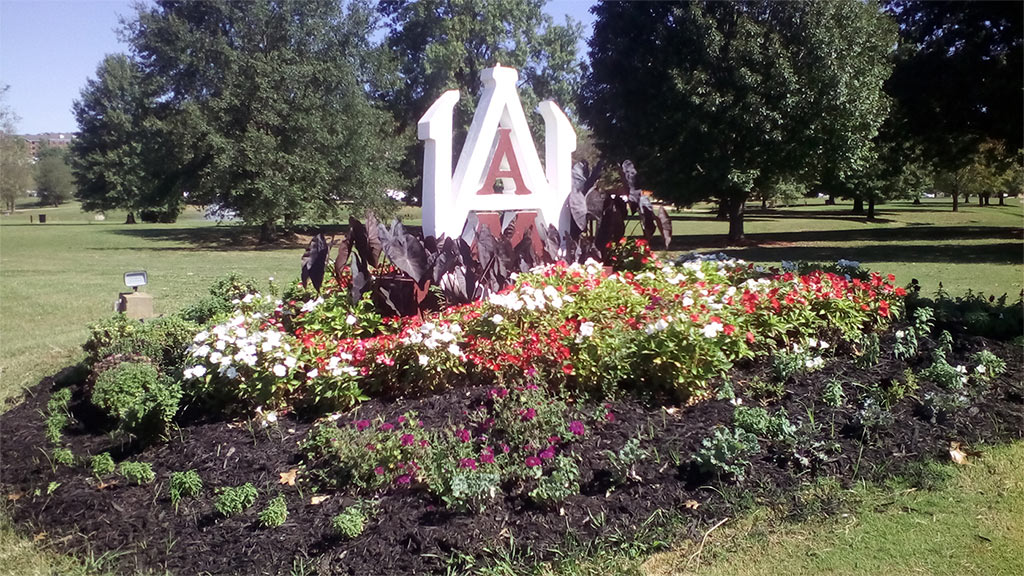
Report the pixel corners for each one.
[21,133,77,158]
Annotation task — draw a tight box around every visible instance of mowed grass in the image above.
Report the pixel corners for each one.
[640,442,1024,576]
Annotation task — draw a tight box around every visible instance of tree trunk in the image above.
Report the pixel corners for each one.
[727,197,745,243]
[999,192,1005,205]
[825,194,836,205]
[761,196,767,210]
[978,193,984,206]
[867,196,876,220]
[716,199,729,220]
[852,197,864,214]
[913,196,921,205]
[953,191,959,212]
[260,220,277,243]
[125,212,136,224]
[983,193,990,205]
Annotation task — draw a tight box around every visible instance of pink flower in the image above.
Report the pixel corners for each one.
[539,447,555,460]
[605,412,616,423]
[365,443,376,451]
[500,443,510,454]
[374,466,384,475]
[547,435,560,445]
[480,452,495,464]
[397,416,406,424]
[525,456,542,468]
[381,422,394,431]
[400,434,415,446]
[569,421,585,436]
[355,419,370,431]
[520,408,537,422]
[419,439,430,448]
[396,474,411,484]
[489,388,509,399]
[455,429,471,443]
[459,458,478,470]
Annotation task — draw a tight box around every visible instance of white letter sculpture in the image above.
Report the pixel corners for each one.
[417,65,576,249]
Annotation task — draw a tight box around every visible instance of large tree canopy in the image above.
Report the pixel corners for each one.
[0,86,32,213]
[581,0,895,241]
[377,0,584,197]
[76,0,403,238]
[885,1,1023,164]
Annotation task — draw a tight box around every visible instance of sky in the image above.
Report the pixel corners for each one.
[0,0,596,135]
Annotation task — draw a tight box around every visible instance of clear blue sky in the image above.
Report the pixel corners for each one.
[0,0,595,135]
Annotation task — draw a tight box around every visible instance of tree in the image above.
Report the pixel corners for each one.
[582,1,896,241]
[34,146,75,206]
[0,86,32,213]
[378,0,584,198]
[119,0,402,240]
[885,1,1023,166]
[71,54,167,224]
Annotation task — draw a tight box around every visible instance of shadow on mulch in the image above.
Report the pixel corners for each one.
[1,332,1021,575]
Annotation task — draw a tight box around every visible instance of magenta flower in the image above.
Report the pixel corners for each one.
[525,456,542,467]
[500,443,510,454]
[365,443,376,451]
[605,412,616,423]
[480,452,495,464]
[397,416,406,424]
[355,419,371,431]
[547,435,560,445]
[520,408,537,422]
[381,422,394,431]
[539,447,555,460]
[396,474,411,484]
[455,429,471,443]
[419,439,430,448]
[569,420,585,436]
[459,458,478,470]
[374,466,385,475]
[400,433,415,446]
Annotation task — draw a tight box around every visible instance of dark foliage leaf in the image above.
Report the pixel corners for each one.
[564,234,579,264]
[572,160,590,195]
[538,223,561,263]
[513,227,536,271]
[379,220,430,286]
[621,160,639,190]
[639,195,657,243]
[300,233,329,293]
[585,186,606,224]
[568,190,588,234]
[348,217,373,268]
[365,212,383,267]
[595,199,626,256]
[350,254,371,305]
[333,235,351,285]
[431,237,460,285]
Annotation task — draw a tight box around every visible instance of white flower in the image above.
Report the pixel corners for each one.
[209,351,223,364]
[702,321,723,338]
[346,314,358,326]
[449,323,462,334]
[215,339,227,351]
[956,365,968,375]
[781,260,797,271]
[491,314,504,325]
[543,285,559,300]
[819,341,830,350]
[192,344,211,358]
[895,330,906,339]
[807,337,819,348]
[192,365,207,378]
[976,365,986,374]
[193,331,209,343]
[579,321,595,338]
[273,364,287,377]
[242,294,254,304]
[730,397,743,406]
[682,296,694,307]
[424,338,440,350]
[655,318,670,332]
[225,366,238,379]
[306,368,319,379]
[418,354,429,366]
[447,343,461,356]
[283,356,297,369]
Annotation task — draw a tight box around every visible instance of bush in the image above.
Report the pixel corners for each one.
[91,361,181,439]
[52,447,74,467]
[169,470,203,508]
[119,461,155,485]
[90,453,115,477]
[733,406,796,443]
[695,426,761,480]
[84,314,200,374]
[214,483,258,517]
[604,436,648,485]
[529,454,581,505]
[331,504,369,539]
[177,274,262,325]
[258,495,288,528]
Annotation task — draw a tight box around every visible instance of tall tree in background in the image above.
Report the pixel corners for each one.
[0,86,33,212]
[582,1,895,241]
[70,54,161,223]
[34,146,75,206]
[113,0,402,240]
[378,0,584,199]
[885,1,1023,165]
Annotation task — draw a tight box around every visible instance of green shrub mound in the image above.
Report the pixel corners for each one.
[90,361,181,439]
[215,483,259,517]
[84,314,200,374]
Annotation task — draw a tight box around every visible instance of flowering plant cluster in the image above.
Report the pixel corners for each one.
[604,237,656,272]
[300,385,599,510]
[182,247,906,409]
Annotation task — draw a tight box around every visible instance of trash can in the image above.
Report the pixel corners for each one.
[38,214,46,224]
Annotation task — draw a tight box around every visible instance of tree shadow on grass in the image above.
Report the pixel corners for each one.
[717,242,1023,266]
[666,226,1022,251]
[106,223,356,251]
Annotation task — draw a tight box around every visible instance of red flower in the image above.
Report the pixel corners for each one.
[879,300,890,317]
[746,331,756,344]
[723,324,736,336]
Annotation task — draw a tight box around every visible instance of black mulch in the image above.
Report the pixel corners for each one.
[1,332,1021,575]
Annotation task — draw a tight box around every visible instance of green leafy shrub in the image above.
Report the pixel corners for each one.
[822,378,846,408]
[169,470,203,508]
[920,353,967,391]
[733,406,796,443]
[52,447,74,467]
[258,495,288,528]
[853,333,880,369]
[971,349,1006,382]
[119,461,155,485]
[853,398,894,434]
[177,274,262,325]
[921,390,971,423]
[84,314,200,373]
[214,483,259,517]
[90,453,115,477]
[695,427,761,480]
[44,412,68,445]
[47,388,72,414]
[331,503,370,540]
[529,454,581,505]
[604,437,649,484]
[91,361,181,438]
[746,377,785,401]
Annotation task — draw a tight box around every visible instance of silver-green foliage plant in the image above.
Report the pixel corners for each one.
[733,406,796,444]
[91,453,115,477]
[529,455,581,506]
[604,436,649,485]
[258,495,288,528]
[695,427,761,481]
[119,461,155,485]
[331,503,370,540]
[169,469,203,508]
[214,483,258,517]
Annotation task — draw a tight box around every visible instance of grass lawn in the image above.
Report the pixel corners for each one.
[0,195,1020,575]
